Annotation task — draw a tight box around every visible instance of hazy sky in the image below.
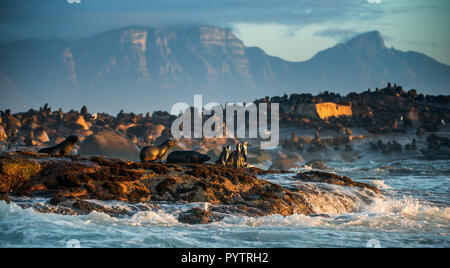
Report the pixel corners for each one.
[1,0,449,64]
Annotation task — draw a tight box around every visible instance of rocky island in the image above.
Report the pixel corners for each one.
[0,84,448,224]
[0,151,381,224]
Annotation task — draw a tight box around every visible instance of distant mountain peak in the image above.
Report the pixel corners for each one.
[0,26,449,113]
[345,30,385,50]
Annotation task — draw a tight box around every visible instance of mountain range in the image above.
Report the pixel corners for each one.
[0,25,449,114]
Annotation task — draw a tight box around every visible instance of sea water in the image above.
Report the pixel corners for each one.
[0,157,449,248]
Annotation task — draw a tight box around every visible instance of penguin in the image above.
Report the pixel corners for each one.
[241,142,250,167]
[226,142,243,168]
[215,145,231,166]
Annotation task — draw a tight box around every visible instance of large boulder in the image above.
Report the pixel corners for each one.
[126,125,153,139]
[152,124,165,139]
[269,157,300,171]
[287,152,305,163]
[305,160,328,170]
[35,129,50,143]
[74,115,90,130]
[248,148,272,164]
[64,114,90,130]
[78,130,140,161]
[4,114,21,128]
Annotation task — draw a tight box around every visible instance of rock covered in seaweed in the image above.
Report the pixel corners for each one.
[0,125,7,142]
[0,151,382,222]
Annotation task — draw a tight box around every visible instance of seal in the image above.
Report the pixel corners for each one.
[38,135,79,156]
[140,139,176,162]
[215,145,231,166]
[166,150,211,163]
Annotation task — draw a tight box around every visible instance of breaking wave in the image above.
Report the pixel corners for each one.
[1,157,449,247]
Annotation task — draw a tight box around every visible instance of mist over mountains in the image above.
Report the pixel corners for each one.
[0,25,449,114]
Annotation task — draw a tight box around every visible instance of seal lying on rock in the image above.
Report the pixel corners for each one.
[38,135,79,156]
[167,150,211,163]
[215,145,231,165]
[140,139,176,162]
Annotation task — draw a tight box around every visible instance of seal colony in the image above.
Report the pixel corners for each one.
[1,83,448,164]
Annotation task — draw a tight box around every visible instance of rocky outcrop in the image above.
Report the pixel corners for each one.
[178,208,224,224]
[257,83,449,136]
[1,83,448,162]
[305,160,328,170]
[295,171,381,195]
[297,102,353,120]
[34,128,50,143]
[0,125,6,141]
[421,134,450,160]
[0,152,381,221]
[315,102,352,119]
[44,197,130,216]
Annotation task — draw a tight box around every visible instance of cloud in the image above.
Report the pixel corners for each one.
[0,0,384,41]
[367,0,382,3]
[313,28,362,41]
[314,27,396,43]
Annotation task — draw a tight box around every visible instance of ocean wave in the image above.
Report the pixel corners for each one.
[217,213,327,228]
[210,195,449,234]
[369,180,392,190]
[1,192,449,248]
[340,196,450,232]
[81,211,119,225]
[301,165,313,170]
[126,210,179,226]
[366,196,450,222]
